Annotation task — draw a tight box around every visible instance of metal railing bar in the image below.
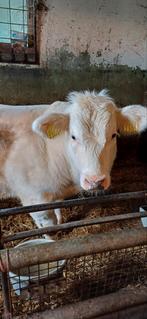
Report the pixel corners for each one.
[2,211,147,244]
[1,228,147,270]
[24,286,147,319]
[0,191,146,218]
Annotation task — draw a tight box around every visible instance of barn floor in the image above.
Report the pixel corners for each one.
[0,136,147,317]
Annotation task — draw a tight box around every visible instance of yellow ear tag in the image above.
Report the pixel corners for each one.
[119,123,138,135]
[47,126,62,138]
[120,123,138,135]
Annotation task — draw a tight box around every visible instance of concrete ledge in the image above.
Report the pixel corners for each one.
[0,64,146,105]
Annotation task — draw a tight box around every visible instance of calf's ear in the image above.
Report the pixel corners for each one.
[116,105,147,135]
[32,112,69,138]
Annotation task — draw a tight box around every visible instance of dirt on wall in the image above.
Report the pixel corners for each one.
[0,62,146,106]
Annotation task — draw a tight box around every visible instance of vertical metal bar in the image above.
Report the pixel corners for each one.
[23,0,25,46]
[27,0,35,52]
[9,0,11,44]
[32,0,36,56]
[0,226,12,319]
[34,0,37,60]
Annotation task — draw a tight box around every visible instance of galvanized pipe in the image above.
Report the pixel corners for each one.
[18,286,147,319]
[0,228,147,271]
[2,211,147,244]
[0,191,146,218]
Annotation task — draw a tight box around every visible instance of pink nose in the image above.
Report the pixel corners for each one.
[82,175,106,190]
[87,175,105,183]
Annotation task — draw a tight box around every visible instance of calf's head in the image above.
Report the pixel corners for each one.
[32,90,147,191]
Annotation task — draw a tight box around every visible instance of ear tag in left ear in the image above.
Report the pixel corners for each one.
[47,126,62,138]
[122,123,138,135]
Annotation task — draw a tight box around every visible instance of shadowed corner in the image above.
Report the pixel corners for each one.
[137,128,147,163]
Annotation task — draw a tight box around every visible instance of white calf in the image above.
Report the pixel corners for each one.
[0,90,146,229]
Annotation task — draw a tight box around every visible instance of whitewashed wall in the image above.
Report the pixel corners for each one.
[40,0,147,70]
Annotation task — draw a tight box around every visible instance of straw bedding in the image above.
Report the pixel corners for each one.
[0,136,147,315]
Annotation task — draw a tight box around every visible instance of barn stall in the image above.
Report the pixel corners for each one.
[0,0,147,318]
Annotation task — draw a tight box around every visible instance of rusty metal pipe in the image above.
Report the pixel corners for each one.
[97,304,147,319]
[0,191,146,218]
[0,228,12,318]
[0,228,147,271]
[2,211,147,244]
[16,286,147,319]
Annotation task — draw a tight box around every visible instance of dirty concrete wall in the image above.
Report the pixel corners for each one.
[0,64,146,106]
[40,0,147,70]
[0,0,147,105]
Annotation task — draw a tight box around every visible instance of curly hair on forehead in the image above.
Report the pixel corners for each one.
[67,89,113,103]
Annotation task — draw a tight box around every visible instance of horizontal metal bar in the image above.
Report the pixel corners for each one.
[1,228,147,271]
[2,211,147,244]
[0,7,28,11]
[98,304,147,319]
[0,191,146,218]
[0,38,27,43]
[0,38,11,40]
[20,286,147,319]
[0,21,28,26]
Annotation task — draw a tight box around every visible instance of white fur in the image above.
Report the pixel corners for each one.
[0,90,146,232]
[67,88,111,104]
[120,104,147,133]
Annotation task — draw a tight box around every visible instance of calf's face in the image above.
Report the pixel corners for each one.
[68,93,117,190]
[32,90,147,192]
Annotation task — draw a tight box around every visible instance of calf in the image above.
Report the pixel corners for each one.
[0,90,147,228]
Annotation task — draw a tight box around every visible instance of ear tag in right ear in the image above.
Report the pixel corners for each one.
[47,125,62,138]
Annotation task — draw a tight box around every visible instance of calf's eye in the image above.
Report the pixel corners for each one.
[112,133,117,139]
[71,135,76,140]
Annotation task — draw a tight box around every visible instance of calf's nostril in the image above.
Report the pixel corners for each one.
[89,175,106,184]
[90,175,99,182]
